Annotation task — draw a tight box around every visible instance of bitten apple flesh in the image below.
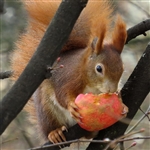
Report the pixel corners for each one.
[75,93,126,131]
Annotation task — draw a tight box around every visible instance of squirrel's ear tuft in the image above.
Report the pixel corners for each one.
[91,37,98,51]
[91,24,106,54]
[95,27,106,54]
[112,15,127,54]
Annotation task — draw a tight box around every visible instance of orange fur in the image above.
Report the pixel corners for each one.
[11,0,113,80]
[11,0,127,142]
[112,15,127,53]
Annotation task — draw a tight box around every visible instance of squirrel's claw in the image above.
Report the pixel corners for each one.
[48,126,67,144]
[68,101,82,123]
[121,103,129,117]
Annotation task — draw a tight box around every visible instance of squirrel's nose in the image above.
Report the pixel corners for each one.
[107,85,117,93]
[100,82,118,93]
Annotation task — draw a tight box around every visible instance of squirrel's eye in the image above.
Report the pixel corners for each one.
[96,65,103,73]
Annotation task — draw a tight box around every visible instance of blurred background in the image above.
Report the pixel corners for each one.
[0,0,150,149]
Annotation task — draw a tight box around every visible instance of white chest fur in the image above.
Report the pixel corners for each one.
[50,92,76,128]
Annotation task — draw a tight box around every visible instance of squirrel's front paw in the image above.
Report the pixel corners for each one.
[121,103,129,117]
[68,101,82,123]
[48,126,68,144]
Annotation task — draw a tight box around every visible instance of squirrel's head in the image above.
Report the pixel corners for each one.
[83,16,127,94]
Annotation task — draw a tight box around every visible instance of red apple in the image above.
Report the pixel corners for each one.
[75,93,124,131]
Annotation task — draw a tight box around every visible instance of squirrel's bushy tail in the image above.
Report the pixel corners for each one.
[10,0,127,140]
[11,0,113,80]
[24,0,113,49]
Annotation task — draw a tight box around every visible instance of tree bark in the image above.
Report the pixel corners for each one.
[126,19,150,44]
[0,0,88,135]
[40,43,150,150]
[0,0,4,14]
[0,1,150,150]
[86,43,150,149]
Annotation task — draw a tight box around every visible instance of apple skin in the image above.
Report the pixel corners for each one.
[75,93,124,131]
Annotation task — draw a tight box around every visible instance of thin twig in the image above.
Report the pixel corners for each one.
[0,71,13,79]
[28,135,150,150]
[104,129,145,150]
[126,105,150,134]
[124,141,136,150]
[118,136,150,142]
[28,139,109,150]
[0,0,88,136]
[113,106,150,150]
[139,107,150,121]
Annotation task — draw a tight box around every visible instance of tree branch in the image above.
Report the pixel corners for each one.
[1,1,150,149]
[0,71,13,79]
[41,42,150,150]
[0,0,4,14]
[37,41,150,150]
[38,20,150,149]
[126,19,150,44]
[86,43,150,150]
[0,0,88,135]
[1,19,149,80]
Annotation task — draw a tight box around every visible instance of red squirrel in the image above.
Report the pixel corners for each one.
[11,0,128,144]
